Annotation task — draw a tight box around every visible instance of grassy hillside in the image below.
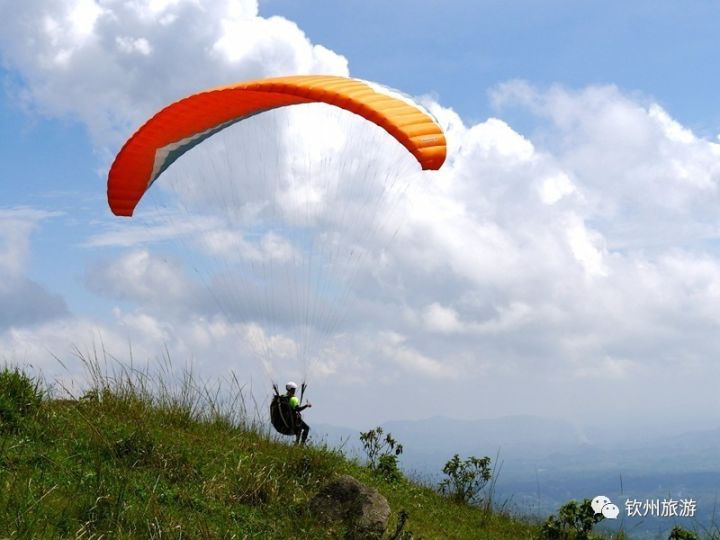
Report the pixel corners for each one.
[0,363,546,539]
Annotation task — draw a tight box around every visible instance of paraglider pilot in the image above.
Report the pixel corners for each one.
[285,381,312,444]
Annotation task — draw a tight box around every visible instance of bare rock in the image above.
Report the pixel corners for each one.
[309,474,391,539]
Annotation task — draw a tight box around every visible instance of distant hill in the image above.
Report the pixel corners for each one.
[316,415,720,476]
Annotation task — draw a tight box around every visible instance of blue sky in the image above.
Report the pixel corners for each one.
[262,0,720,134]
[2,0,720,434]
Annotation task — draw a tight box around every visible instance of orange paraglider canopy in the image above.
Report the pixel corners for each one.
[107,75,447,216]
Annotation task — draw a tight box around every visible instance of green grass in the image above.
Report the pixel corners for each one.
[0,362,541,539]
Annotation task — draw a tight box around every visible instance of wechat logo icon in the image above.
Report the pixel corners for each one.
[592,495,619,519]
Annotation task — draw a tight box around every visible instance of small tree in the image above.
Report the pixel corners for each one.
[438,454,492,504]
[539,499,603,540]
[359,427,404,482]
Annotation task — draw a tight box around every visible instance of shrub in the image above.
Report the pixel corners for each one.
[376,454,403,483]
[538,499,603,540]
[438,454,492,505]
[359,427,404,482]
[0,368,43,433]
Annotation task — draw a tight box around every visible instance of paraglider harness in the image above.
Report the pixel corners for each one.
[270,382,307,436]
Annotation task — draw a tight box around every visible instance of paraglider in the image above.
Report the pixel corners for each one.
[106,75,447,440]
[270,381,312,444]
[107,75,446,217]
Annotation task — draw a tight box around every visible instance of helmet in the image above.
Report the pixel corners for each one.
[286,381,298,391]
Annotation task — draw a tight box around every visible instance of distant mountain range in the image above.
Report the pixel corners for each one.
[315,414,720,475]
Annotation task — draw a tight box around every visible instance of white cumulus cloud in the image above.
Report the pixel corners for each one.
[0,0,348,148]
